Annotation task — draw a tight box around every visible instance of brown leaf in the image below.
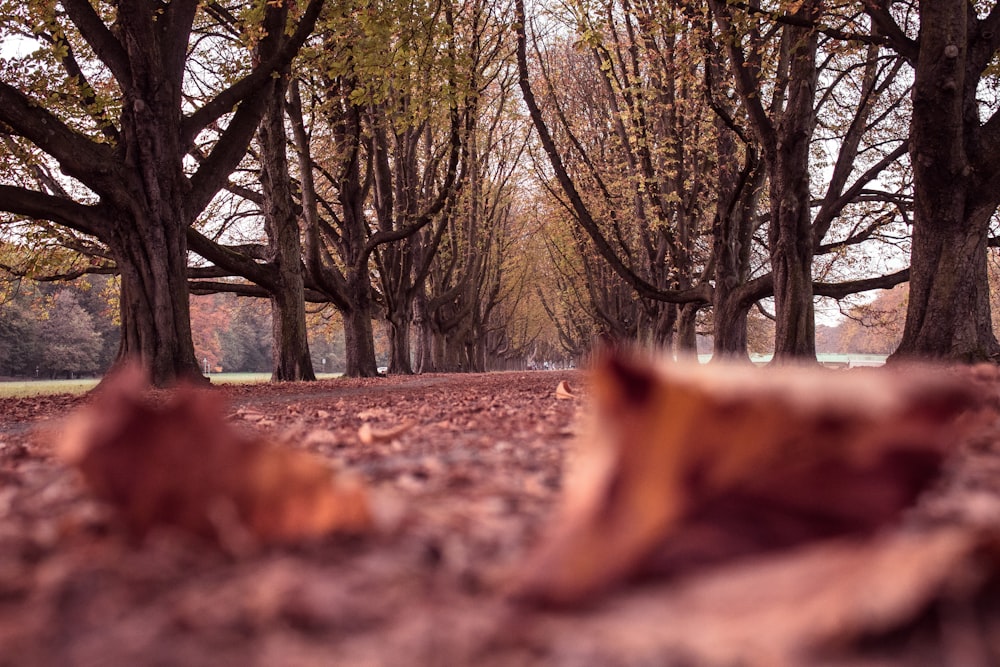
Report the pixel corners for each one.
[554,380,576,400]
[58,365,372,547]
[527,527,1000,665]
[358,420,415,445]
[237,410,267,423]
[513,353,979,606]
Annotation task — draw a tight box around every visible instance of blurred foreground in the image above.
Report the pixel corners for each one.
[0,365,999,666]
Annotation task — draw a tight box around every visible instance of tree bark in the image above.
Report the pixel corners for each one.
[768,13,819,361]
[259,76,316,382]
[108,210,202,384]
[386,304,414,375]
[888,0,1000,362]
[343,272,379,377]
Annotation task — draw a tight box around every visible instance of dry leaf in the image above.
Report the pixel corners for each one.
[513,353,979,606]
[358,420,415,445]
[59,365,372,547]
[555,381,576,400]
[526,527,1000,665]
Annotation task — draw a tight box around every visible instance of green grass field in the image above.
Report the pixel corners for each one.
[0,378,101,398]
[0,372,344,398]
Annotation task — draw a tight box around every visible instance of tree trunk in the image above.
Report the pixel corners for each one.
[107,48,204,385]
[386,305,414,374]
[768,17,818,361]
[712,291,751,361]
[388,319,412,374]
[432,326,448,371]
[269,291,315,382]
[889,0,999,362]
[711,115,762,361]
[343,274,379,377]
[109,214,202,385]
[260,77,316,382]
[413,291,434,373]
[893,204,996,361]
[676,303,699,358]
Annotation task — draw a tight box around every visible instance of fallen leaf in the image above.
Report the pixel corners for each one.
[237,410,267,423]
[300,429,342,449]
[513,352,979,605]
[554,381,576,400]
[526,527,1000,665]
[358,420,416,445]
[58,365,372,547]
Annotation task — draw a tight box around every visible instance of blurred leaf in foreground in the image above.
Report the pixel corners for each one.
[59,366,372,548]
[513,353,979,605]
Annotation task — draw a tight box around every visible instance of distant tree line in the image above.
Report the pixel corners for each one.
[0,277,117,378]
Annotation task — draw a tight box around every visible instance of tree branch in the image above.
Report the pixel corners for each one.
[813,268,909,298]
[0,185,102,237]
[0,82,119,192]
[188,279,330,302]
[186,228,275,289]
[860,1,919,62]
[180,0,325,146]
[61,0,132,85]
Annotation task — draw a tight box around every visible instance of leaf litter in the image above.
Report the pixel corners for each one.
[0,360,1000,664]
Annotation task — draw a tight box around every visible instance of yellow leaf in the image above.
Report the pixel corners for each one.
[358,420,416,445]
[555,380,576,400]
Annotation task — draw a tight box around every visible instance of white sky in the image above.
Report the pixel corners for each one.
[0,35,39,59]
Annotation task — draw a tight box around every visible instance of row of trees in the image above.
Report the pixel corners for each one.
[1,0,559,383]
[0,276,380,377]
[1,1,999,385]
[517,0,1000,364]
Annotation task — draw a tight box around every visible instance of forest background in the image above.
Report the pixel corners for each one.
[2,0,1000,383]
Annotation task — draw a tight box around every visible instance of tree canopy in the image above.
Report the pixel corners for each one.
[2,0,1000,382]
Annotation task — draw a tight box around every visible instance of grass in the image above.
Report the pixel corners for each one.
[0,378,101,398]
[0,372,344,399]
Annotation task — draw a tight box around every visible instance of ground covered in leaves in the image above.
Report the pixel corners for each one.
[1,367,1000,666]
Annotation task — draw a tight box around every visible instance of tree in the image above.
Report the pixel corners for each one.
[0,292,41,376]
[708,0,822,359]
[286,0,463,377]
[38,290,102,377]
[415,16,530,373]
[865,1,1000,361]
[0,0,324,385]
[516,0,909,361]
[515,0,715,351]
[179,4,316,382]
